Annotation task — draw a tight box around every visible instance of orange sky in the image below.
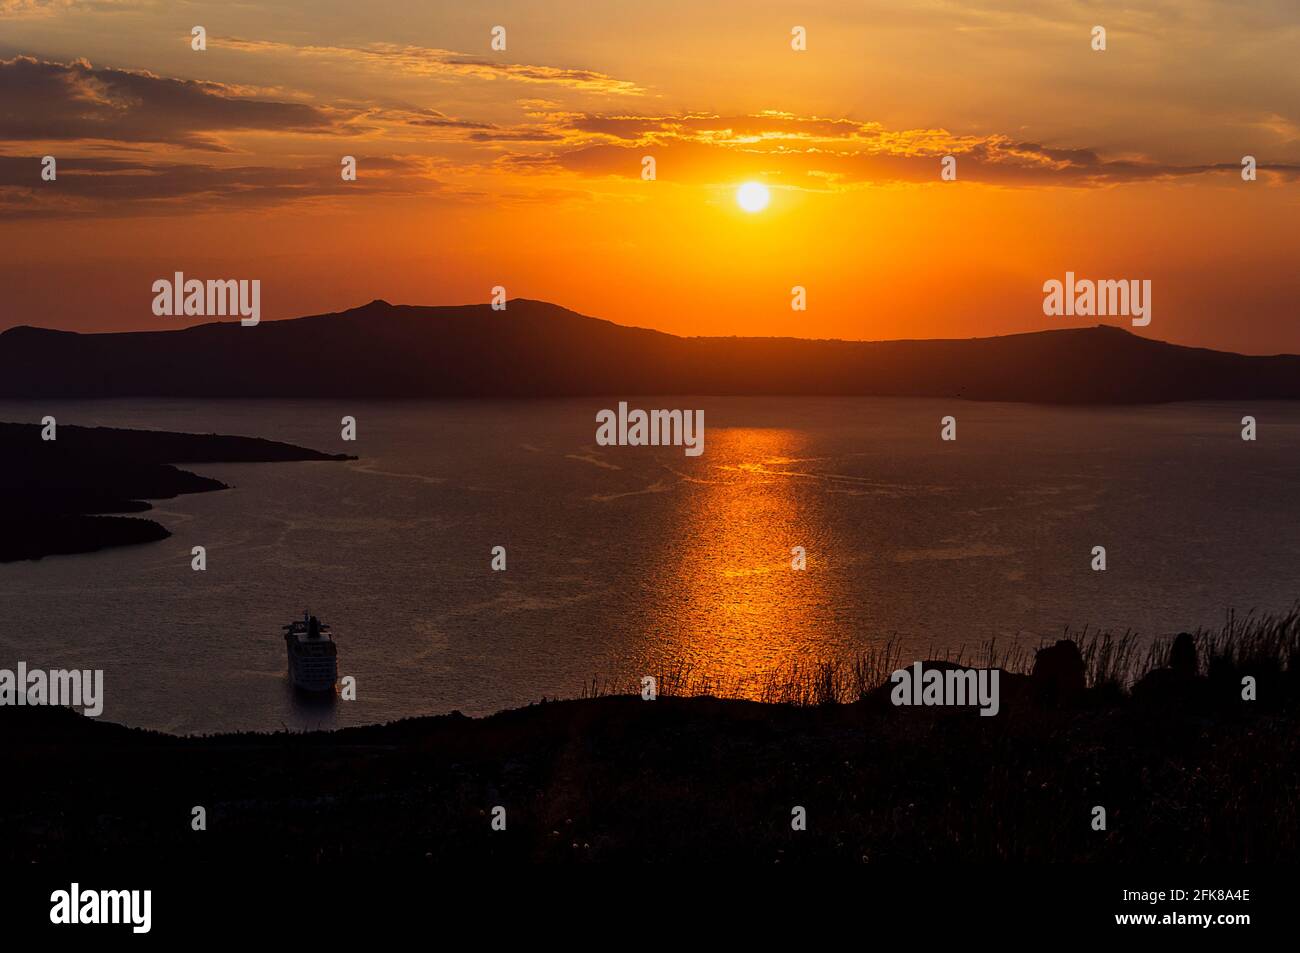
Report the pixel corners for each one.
[1,0,1298,352]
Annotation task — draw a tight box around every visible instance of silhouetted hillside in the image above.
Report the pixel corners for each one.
[2,299,1298,402]
[2,608,1298,864]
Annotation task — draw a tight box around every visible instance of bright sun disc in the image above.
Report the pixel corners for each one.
[737,181,770,213]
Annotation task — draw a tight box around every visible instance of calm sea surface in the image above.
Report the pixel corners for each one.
[1,397,1297,734]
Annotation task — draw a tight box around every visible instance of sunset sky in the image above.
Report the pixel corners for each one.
[1,0,1298,352]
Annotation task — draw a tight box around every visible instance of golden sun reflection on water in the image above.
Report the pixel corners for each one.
[645,426,843,698]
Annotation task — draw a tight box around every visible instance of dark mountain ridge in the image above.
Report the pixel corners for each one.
[2,299,1296,403]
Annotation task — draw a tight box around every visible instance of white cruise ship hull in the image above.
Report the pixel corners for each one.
[283,614,339,693]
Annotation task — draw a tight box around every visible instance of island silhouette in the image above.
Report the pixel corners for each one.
[3,298,1298,403]
[0,423,353,561]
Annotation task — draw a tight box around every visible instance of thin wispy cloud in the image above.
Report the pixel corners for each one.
[219,37,647,96]
[0,0,128,14]
[508,111,1300,188]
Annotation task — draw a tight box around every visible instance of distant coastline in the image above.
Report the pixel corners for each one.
[0,422,354,562]
[3,299,1299,403]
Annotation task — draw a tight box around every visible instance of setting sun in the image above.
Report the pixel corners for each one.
[736,181,770,213]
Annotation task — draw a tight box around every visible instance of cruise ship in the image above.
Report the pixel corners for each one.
[283,611,338,693]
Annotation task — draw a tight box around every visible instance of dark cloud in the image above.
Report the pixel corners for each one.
[0,56,340,149]
[0,57,505,216]
[0,153,441,218]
